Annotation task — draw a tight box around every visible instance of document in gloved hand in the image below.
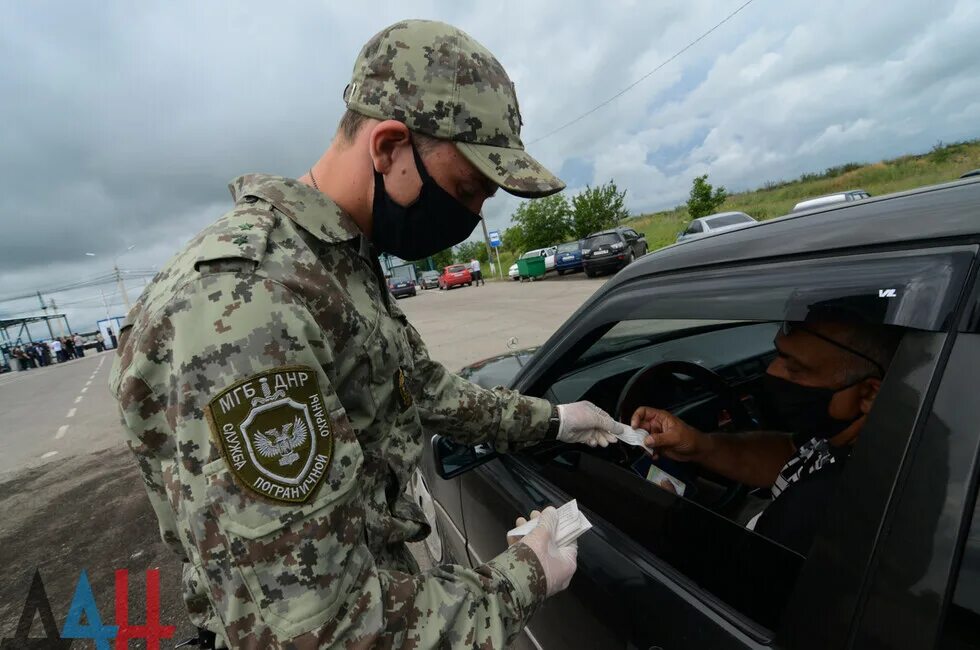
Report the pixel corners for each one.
[507,499,592,547]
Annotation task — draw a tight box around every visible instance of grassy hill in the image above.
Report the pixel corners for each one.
[630,138,980,252]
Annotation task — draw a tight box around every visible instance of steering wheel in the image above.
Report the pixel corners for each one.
[615,360,754,511]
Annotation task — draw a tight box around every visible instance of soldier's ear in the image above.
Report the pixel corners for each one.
[369,120,412,175]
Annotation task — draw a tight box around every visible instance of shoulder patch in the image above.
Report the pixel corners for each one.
[205,365,334,504]
[393,367,413,410]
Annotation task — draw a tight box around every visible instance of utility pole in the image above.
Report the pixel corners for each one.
[99,288,111,320]
[115,264,131,311]
[49,299,63,336]
[479,216,494,272]
[37,291,55,339]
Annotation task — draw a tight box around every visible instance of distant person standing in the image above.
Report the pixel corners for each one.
[73,333,85,358]
[64,336,75,360]
[95,332,105,352]
[38,342,51,366]
[471,258,484,286]
[51,337,63,363]
[11,347,26,371]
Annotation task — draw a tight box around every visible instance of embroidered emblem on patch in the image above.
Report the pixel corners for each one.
[394,368,413,410]
[205,365,333,503]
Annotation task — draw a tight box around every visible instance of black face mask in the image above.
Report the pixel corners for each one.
[371,142,482,260]
[759,373,864,440]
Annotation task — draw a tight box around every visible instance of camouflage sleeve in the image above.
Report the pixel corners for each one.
[396,312,552,452]
[112,332,217,631]
[116,271,547,648]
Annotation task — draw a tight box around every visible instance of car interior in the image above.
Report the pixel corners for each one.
[514,318,903,628]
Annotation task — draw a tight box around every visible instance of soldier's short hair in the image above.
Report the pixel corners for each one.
[337,109,439,154]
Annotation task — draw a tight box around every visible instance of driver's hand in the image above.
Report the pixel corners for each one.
[631,407,705,462]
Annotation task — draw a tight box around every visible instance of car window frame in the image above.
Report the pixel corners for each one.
[505,244,978,645]
[851,329,980,649]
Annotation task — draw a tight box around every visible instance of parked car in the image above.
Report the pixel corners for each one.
[387,277,416,298]
[543,246,557,272]
[791,189,871,212]
[76,331,104,351]
[581,227,648,277]
[439,264,472,290]
[676,211,757,243]
[417,174,980,649]
[509,247,557,280]
[419,270,440,290]
[555,240,584,275]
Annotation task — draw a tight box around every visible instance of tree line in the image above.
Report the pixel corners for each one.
[411,180,630,269]
[409,174,730,271]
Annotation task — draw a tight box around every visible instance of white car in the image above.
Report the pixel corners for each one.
[791,189,871,213]
[676,211,757,243]
[509,247,558,280]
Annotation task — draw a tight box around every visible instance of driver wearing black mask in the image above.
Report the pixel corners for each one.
[630,318,903,555]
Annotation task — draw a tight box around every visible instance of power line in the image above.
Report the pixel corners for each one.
[527,0,758,145]
[0,269,157,304]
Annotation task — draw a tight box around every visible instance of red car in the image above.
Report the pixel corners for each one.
[438,264,472,290]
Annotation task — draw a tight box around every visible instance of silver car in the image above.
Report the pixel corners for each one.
[676,211,757,243]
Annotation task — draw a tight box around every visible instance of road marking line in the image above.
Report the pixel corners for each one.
[74,395,83,404]
[80,387,88,394]
[42,451,59,459]
[55,425,69,439]
[85,380,92,387]
[67,408,76,418]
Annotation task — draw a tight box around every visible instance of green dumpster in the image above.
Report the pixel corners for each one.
[517,255,546,281]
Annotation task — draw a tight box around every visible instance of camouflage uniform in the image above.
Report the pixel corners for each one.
[111,19,567,649]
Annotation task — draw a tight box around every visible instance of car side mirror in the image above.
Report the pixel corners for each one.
[431,434,498,479]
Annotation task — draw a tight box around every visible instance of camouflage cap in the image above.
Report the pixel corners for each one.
[345,19,565,199]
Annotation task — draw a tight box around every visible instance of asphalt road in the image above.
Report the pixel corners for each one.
[0,272,607,645]
[0,351,119,477]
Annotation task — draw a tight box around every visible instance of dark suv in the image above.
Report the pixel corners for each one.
[581,227,648,277]
[416,176,980,650]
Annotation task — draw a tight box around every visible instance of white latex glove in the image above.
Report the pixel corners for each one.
[507,507,578,597]
[556,401,623,448]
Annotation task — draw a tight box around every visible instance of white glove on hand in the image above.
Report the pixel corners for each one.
[508,507,577,597]
[556,401,622,447]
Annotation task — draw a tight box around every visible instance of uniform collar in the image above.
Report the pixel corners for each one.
[228,174,361,243]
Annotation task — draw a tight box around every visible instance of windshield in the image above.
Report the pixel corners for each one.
[521,251,541,259]
[584,234,619,248]
[422,271,439,279]
[706,214,753,228]
[557,242,581,253]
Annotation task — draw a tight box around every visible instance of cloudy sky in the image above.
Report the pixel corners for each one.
[2,0,978,334]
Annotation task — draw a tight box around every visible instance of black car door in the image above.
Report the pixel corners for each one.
[456,244,976,649]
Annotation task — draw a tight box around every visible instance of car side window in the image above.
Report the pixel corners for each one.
[528,316,915,633]
[686,221,703,234]
[534,320,810,629]
[940,487,980,648]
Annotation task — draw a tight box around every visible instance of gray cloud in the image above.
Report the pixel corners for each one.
[2,0,978,333]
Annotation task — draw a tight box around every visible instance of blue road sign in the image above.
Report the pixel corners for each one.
[489,230,502,247]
